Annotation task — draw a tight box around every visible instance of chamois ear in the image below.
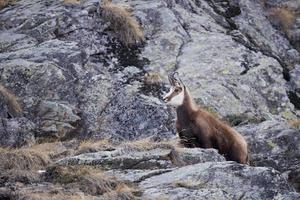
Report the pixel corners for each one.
[173,72,185,89]
[168,74,176,86]
[177,77,185,88]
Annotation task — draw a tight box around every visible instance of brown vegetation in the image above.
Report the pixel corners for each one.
[24,141,73,161]
[0,83,22,117]
[76,138,180,155]
[288,119,300,129]
[0,139,184,199]
[63,0,81,4]
[102,183,142,200]
[143,71,163,85]
[76,139,113,154]
[267,6,296,32]
[0,148,48,170]
[0,169,41,185]
[1,153,143,199]
[120,137,180,151]
[172,180,207,190]
[0,0,16,9]
[100,0,144,46]
[44,165,143,198]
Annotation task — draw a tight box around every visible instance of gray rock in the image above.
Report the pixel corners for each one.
[289,64,300,110]
[96,90,174,140]
[170,148,225,166]
[232,0,300,67]
[105,168,174,183]
[238,120,300,194]
[238,120,300,173]
[137,0,295,120]
[140,161,296,200]
[57,147,173,170]
[57,146,225,170]
[0,0,299,195]
[0,32,38,53]
[0,118,35,148]
[37,101,81,139]
[0,0,298,142]
[38,101,80,123]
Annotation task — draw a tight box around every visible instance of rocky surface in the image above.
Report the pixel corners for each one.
[140,162,298,200]
[57,145,225,169]
[0,0,300,199]
[0,0,299,142]
[46,145,300,199]
[237,119,300,192]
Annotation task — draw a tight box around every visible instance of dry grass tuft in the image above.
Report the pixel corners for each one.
[15,186,76,200]
[0,83,22,117]
[0,0,17,9]
[76,139,114,154]
[120,138,179,151]
[268,6,296,32]
[0,148,48,170]
[63,0,81,4]
[24,141,72,161]
[172,180,208,190]
[144,71,163,85]
[288,119,300,129]
[102,183,142,200]
[0,169,41,185]
[44,165,143,197]
[44,165,100,184]
[100,0,144,46]
[77,138,180,154]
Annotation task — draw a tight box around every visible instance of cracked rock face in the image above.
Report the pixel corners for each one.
[140,162,299,200]
[0,0,300,198]
[57,146,298,199]
[57,146,225,169]
[0,118,35,148]
[237,119,300,192]
[0,0,299,142]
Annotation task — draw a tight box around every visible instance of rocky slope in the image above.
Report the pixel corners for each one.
[0,0,299,199]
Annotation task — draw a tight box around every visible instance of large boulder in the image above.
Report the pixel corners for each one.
[37,101,81,139]
[238,120,300,173]
[140,161,299,200]
[238,120,300,193]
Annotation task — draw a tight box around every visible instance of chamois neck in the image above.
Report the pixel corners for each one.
[177,88,197,113]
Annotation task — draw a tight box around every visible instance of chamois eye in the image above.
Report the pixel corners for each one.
[174,88,180,92]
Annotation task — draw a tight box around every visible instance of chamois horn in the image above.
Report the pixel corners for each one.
[169,72,184,87]
[168,73,176,86]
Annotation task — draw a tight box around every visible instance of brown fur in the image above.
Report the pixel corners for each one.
[174,87,248,164]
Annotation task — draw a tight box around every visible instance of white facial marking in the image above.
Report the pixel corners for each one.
[167,90,184,106]
[163,88,174,100]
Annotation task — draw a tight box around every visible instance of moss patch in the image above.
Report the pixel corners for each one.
[224,114,265,126]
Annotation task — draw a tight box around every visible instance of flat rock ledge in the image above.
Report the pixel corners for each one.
[56,146,298,199]
[56,146,225,170]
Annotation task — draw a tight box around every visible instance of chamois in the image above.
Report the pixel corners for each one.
[163,73,248,164]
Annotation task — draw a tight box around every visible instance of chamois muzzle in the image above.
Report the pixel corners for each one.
[163,96,170,102]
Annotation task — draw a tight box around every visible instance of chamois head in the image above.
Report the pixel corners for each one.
[163,73,185,106]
